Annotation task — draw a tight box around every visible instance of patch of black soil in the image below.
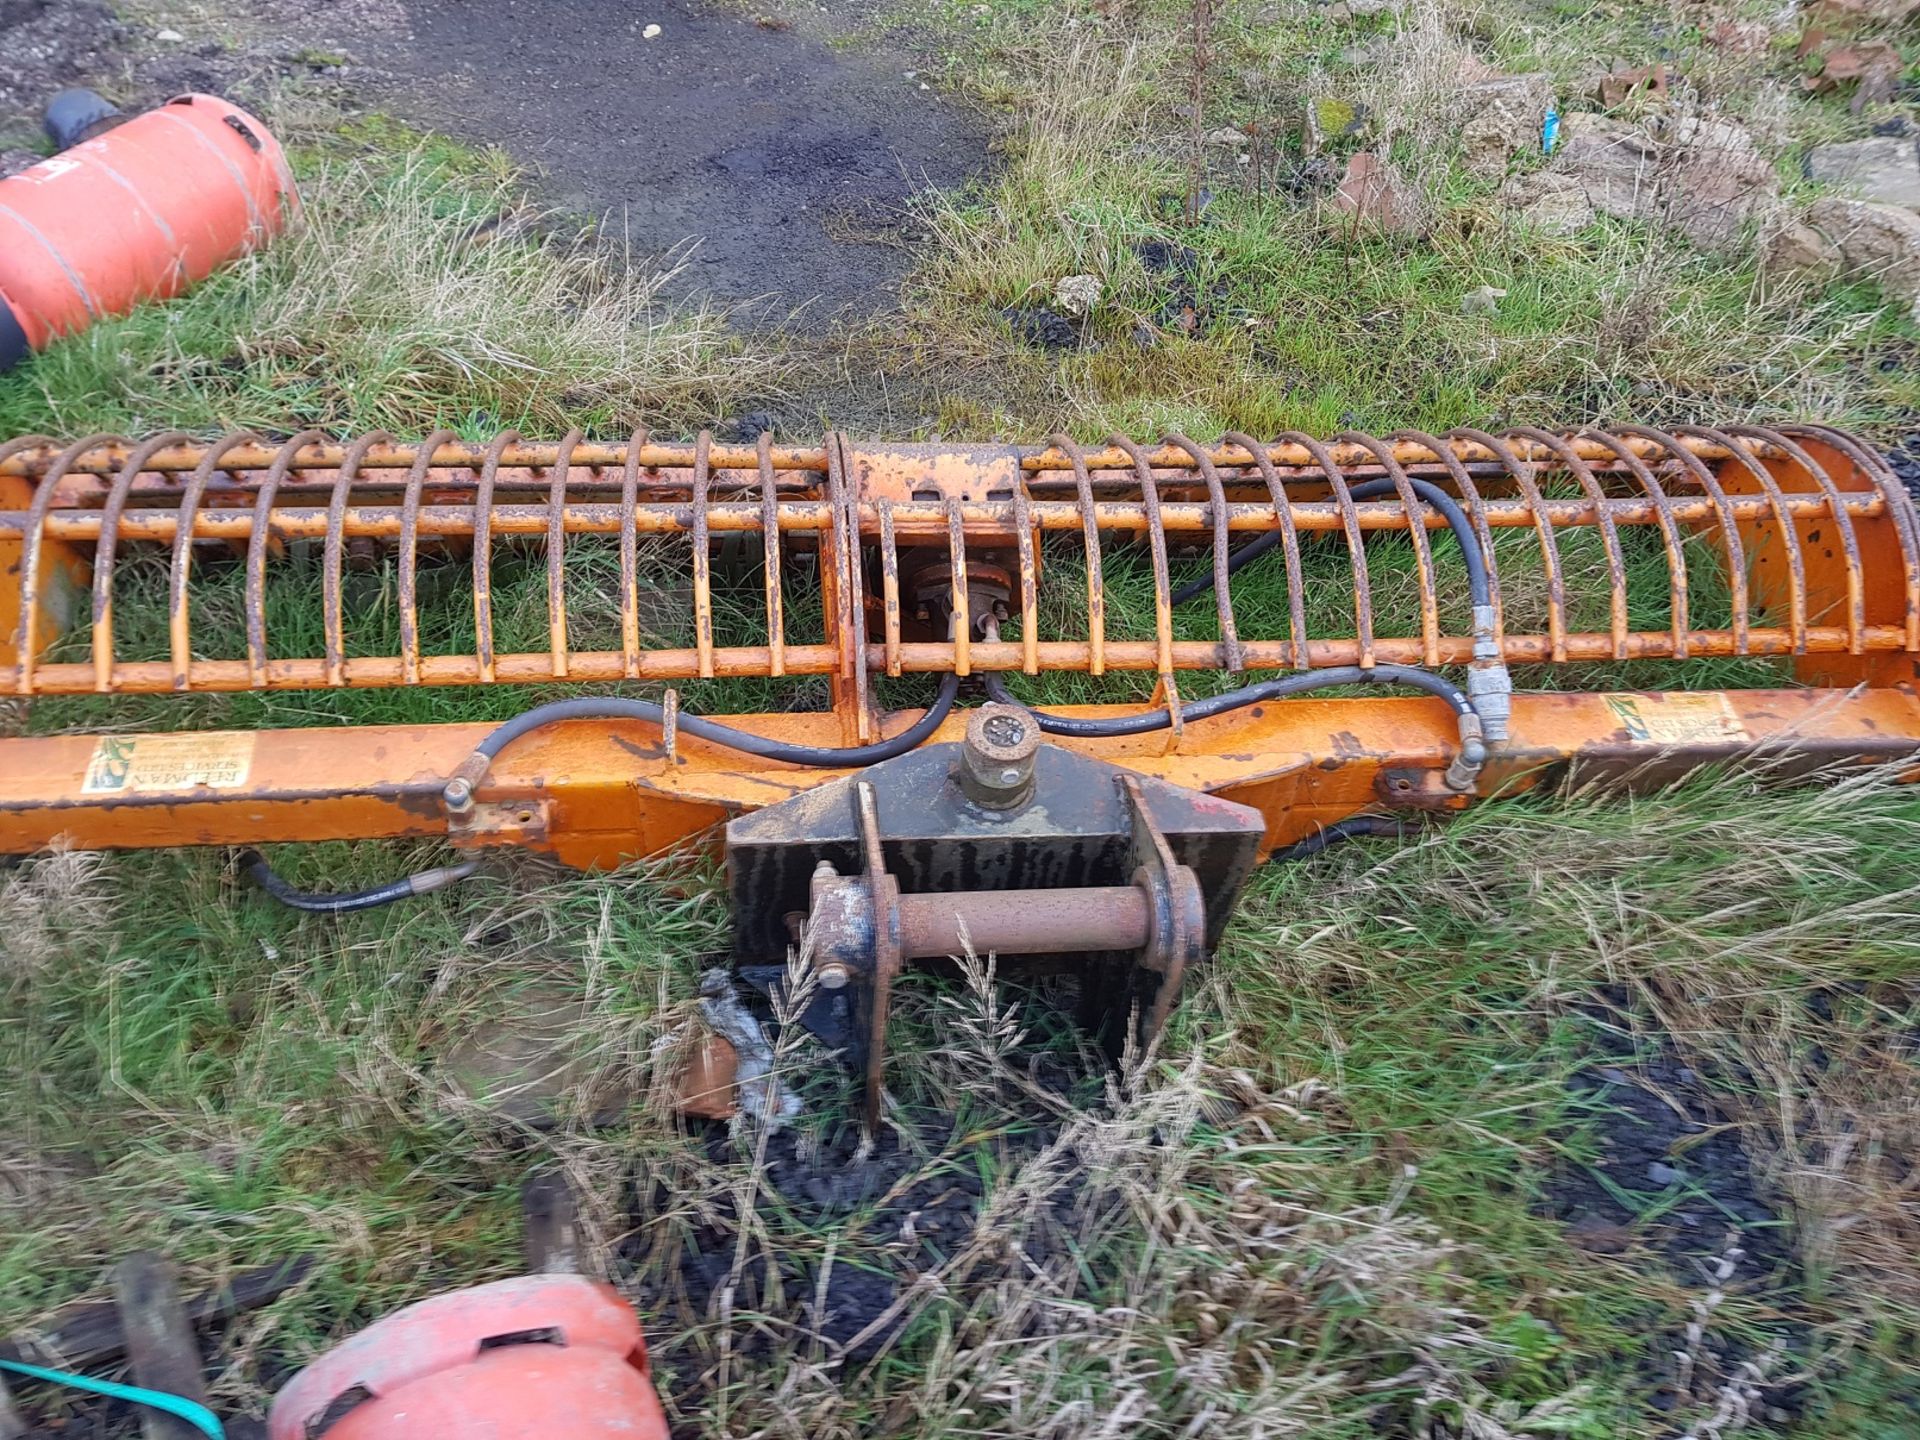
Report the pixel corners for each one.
[393,0,987,320]
[632,1106,1068,1368]
[1134,238,1231,338]
[1543,1001,1807,1430]
[629,1002,1100,1390]
[1001,304,1083,351]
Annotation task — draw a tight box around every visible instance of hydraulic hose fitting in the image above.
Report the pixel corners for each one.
[1445,711,1488,793]
[1466,604,1512,745]
[442,752,490,815]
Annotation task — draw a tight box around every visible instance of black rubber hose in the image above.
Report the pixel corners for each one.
[237,848,479,914]
[467,672,963,771]
[1170,475,1490,609]
[981,663,1472,738]
[1269,815,1410,863]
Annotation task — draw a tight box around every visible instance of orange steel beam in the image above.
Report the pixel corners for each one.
[4,687,1917,869]
[0,430,1759,481]
[1,627,1915,699]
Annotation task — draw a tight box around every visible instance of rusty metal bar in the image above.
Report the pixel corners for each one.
[397,428,456,685]
[757,431,785,678]
[619,426,646,679]
[244,430,325,687]
[1460,427,1569,663]
[0,430,1773,482]
[1053,434,1107,677]
[472,430,517,684]
[1390,428,1505,649]
[1791,424,1920,652]
[1165,432,1244,672]
[2,623,1910,696]
[323,432,389,687]
[171,432,260,692]
[545,430,581,678]
[96,431,191,692]
[1286,431,1376,669]
[1344,431,1442,667]
[1225,429,1310,670]
[1508,425,1630,660]
[946,495,971,677]
[895,885,1151,960]
[0,491,1898,545]
[15,432,121,695]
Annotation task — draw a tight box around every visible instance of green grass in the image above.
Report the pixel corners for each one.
[4,2,1920,1436]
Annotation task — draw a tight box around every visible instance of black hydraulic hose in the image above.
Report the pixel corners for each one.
[1268,815,1410,863]
[981,663,1472,739]
[1170,476,1490,609]
[238,848,479,914]
[443,673,965,810]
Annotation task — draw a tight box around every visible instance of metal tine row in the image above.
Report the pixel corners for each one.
[893,423,1912,689]
[6,425,1918,696]
[13,426,805,695]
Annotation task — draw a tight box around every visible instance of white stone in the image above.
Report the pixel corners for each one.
[1808,136,1920,212]
[1053,273,1103,317]
[1808,197,1920,320]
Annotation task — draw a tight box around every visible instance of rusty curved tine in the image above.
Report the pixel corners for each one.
[1448,427,1567,663]
[757,431,785,677]
[545,429,583,678]
[821,435,856,694]
[1725,424,1864,653]
[1224,430,1309,669]
[1788,424,1920,652]
[944,495,971,676]
[93,430,192,692]
[1505,425,1630,660]
[829,434,872,734]
[471,429,519,683]
[1615,424,1750,653]
[1277,430,1375,669]
[1338,431,1442,667]
[1164,432,1245,672]
[619,426,647,679]
[1050,432,1106,677]
[690,429,716,679]
[5,432,89,694]
[170,431,261,691]
[1576,428,1690,658]
[323,431,391,687]
[1387,428,1504,644]
[1674,424,1809,653]
[1108,434,1180,695]
[397,428,459,684]
[1009,469,1041,675]
[878,497,903,677]
[244,430,328,688]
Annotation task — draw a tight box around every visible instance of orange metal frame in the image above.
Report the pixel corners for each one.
[2,424,1917,866]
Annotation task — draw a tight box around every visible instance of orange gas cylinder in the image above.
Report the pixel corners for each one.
[0,94,295,370]
[267,1275,669,1440]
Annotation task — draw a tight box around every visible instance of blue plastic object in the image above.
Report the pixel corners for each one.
[43,88,123,150]
[0,1356,225,1439]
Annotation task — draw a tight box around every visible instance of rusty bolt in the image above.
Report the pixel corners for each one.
[958,701,1039,810]
[815,961,853,990]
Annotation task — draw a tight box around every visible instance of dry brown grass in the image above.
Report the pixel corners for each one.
[0,844,119,980]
